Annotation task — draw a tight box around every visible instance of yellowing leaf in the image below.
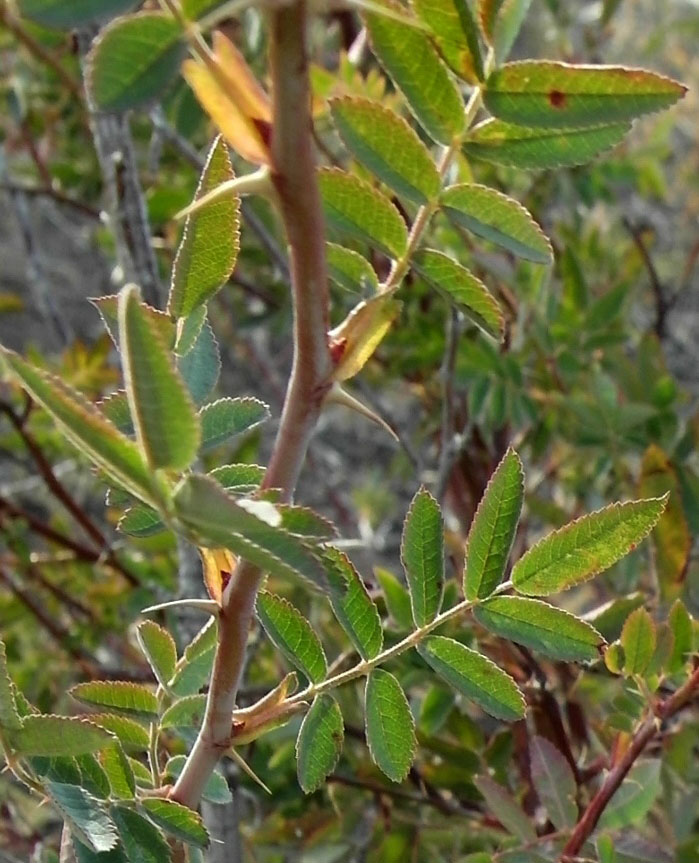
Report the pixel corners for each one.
[329,295,401,381]
[639,445,690,600]
[183,60,270,165]
[211,31,271,123]
[199,547,236,604]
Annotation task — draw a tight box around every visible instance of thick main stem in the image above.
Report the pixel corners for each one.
[170,1,332,809]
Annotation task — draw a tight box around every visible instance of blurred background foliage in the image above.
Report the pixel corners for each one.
[0,1,698,861]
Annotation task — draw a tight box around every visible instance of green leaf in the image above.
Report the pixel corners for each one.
[136,621,177,688]
[100,743,135,800]
[177,319,221,405]
[296,695,344,793]
[141,798,209,849]
[70,682,159,721]
[17,0,139,29]
[91,296,175,353]
[0,640,21,731]
[119,283,200,472]
[418,636,525,720]
[365,669,416,783]
[182,0,227,18]
[208,463,265,493]
[621,607,656,676]
[118,506,164,538]
[484,61,687,129]
[256,591,328,684]
[416,250,504,340]
[419,685,455,736]
[160,695,207,730]
[98,391,134,436]
[529,735,577,830]
[319,168,408,259]
[0,349,158,507]
[583,593,646,643]
[278,506,337,540]
[324,547,383,660]
[413,0,484,83]
[599,760,661,830]
[474,597,605,662]
[441,184,553,264]
[512,496,667,596]
[364,0,465,144]
[87,715,150,753]
[464,448,524,599]
[473,774,536,842]
[47,782,118,853]
[165,755,232,804]
[199,397,270,451]
[330,98,440,205]
[73,839,127,863]
[667,599,693,674]
[87,12,185,112]
[464,119,631,169]
[112,806,170,863]
[326,244,379,294]
[169,137,240,318]
[375,567,414,630]
[9,716,115,756]
[400,487,444,627]
[173,474,329,591]
[485,0,532,62]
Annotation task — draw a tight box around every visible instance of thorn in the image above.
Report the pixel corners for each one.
[141,598,220,616]
[325,383,399,442]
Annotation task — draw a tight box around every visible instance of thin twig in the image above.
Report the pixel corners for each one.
[435,307,460,503]
[622,217,668,337]
[0,400,138,586]
[561,664,699,859]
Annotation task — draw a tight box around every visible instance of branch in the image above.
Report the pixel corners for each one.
[622,217,668,337]
[170,2,332,808]
[561,664,699,859]
[0,400,138,586]
[77,30,162,306]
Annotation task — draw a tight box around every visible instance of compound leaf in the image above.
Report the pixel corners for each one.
[136,621,177,688]
[47,782,118,853]
[401,487,444,627]
[325,548,383,660]
[169,137,240,318]
[512,496,667,596]
[256,591,327,684]
[529,735,577,830]
[365,669,416,782]
[416,250,504,340]
[296,695,344,793]
[621,607,656,676]
[474,596,605,662]
[141,798,209,849]
[174,474,329,590]
[319,168,408,259]
[464,119,630,169]
[484,61,687,129]
[418,636,525,720]
[0,348,158,507]
[330,97,440,204]
[199,397,270,452]
[70,682,159,721]
[9,716,115,756]
[474,774,536,842]
[413,0,484,83]
[87,12,185,112]
[464,448,523,599]
[119,283,200,471]
[364,0,465,144]
[441,184,553,264]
